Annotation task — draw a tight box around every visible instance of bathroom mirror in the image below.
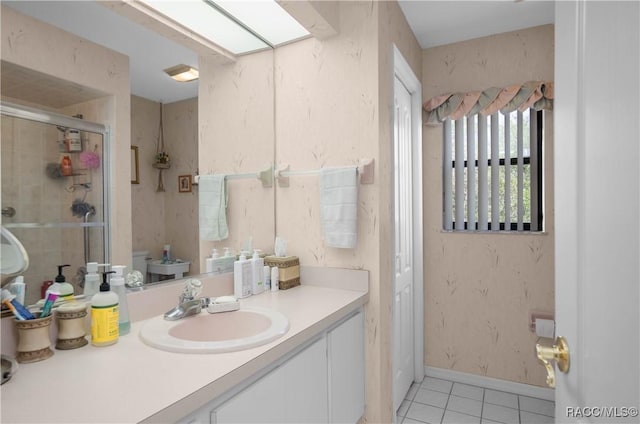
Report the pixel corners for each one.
[0,99,111,306]
[1,1,278,292]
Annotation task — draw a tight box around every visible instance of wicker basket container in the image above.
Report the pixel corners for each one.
[264,255,300,290]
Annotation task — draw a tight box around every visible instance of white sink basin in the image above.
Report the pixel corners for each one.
[139,307,289,353]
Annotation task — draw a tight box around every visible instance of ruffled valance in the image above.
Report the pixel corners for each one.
[423,81,554,125]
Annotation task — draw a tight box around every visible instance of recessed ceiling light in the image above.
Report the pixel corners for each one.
[164,64,199,82]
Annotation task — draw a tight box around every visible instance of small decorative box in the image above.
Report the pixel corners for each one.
[264,255,300,290]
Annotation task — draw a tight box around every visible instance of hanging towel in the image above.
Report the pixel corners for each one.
[319,167,358,249]
[199,175,229,241]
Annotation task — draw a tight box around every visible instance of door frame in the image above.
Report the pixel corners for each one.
[392,44,424,385]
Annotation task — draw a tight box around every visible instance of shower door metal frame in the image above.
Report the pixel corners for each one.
[0,100,112,267]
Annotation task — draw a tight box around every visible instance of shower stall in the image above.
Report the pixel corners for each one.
[1,101,110,305]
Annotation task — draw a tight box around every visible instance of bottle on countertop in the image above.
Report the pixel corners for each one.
[46,264,74,300]
[83,262,109,298]
[91,271,119,347]
[110,265,130,336]
[263,265,271,291]
[251,250,264,295]
[271,266,279,292]
[233,251,252,299]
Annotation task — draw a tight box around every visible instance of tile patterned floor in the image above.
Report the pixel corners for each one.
[397,377,555,424]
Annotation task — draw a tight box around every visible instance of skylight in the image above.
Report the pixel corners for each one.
[140,0,309,55]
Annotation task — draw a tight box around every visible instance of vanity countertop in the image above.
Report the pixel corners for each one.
[0,267,368,423]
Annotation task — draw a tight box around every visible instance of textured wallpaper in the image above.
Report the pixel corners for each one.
[422,25,555,387]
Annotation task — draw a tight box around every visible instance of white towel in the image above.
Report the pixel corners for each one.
[319,167,358,248]
[198,175,229,241]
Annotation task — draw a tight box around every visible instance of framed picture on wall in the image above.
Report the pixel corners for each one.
[178,175,192,193]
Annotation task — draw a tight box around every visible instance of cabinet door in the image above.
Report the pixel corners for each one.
[213,369,285,424]
[214,337,328,424]
[281,337,328,423]
[328,311,364,423]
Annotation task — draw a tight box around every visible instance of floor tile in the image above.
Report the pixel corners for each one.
[414,388,449,408]
[484,389,519,409]
[397,414,404,424]
[403,419,427,424]
[406,402,445,424]
[519,396,554,417]
[452,383,485,401]
[481,419,504,424]
[447,395,483,417]
[443,410,481,424]
[422,377,453,394]
[482,403,520,424]
[520,410,554,424]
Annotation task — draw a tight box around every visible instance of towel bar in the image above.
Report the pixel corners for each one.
[275,158,374,187]
[193,164,273,188]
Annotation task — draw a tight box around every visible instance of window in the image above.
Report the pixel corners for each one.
[443,109,543,232]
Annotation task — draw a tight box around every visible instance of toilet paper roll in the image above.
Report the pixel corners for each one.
[535,318,555,338]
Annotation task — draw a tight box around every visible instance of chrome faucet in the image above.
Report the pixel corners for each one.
[163,278,206,321]
[164,298,210,321]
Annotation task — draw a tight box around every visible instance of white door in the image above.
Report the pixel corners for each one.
[554,1,639,421]
[393,74,414,411]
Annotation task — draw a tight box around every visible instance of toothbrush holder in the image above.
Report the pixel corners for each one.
[55,303,89,350]
[15,314,54,363]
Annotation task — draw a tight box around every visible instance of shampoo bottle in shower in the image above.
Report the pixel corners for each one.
[61,155,73,176]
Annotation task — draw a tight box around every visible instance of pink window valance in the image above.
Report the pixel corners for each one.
[423,81,554,125]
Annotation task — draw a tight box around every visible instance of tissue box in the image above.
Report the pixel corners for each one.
[264,255,300,290]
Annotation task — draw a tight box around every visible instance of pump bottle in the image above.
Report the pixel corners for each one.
[251,250,264,294]
[91,271,119,346]
[83,262,109,298]
[110,265,130,336]
[46,264,74,300]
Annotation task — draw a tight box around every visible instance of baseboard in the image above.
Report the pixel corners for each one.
[424,366,554,401]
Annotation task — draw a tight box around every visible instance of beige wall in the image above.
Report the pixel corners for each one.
[131,96,199,273]
[274,2,421,422]
[422,25,555,387]
[1,6,131,268]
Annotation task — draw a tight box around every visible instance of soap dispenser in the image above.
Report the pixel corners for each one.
[251,250,264,294]
[233,251,252,298]
[91,271,119,346]
[46,264,74,300]
[83,262,109,298]
[110,265,130,336]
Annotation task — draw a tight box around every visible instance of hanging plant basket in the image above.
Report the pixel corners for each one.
[153,151,171,169]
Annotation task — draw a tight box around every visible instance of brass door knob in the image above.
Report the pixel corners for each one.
[536,336,570,388]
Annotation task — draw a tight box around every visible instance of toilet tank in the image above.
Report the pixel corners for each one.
[132,250,150,274]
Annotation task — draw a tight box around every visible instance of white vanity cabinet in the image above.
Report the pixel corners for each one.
[178,310,364,424]
[327,310,365,423]
[214,336,328,423]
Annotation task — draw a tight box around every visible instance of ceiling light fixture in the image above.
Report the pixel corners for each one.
[164,64,199,82]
